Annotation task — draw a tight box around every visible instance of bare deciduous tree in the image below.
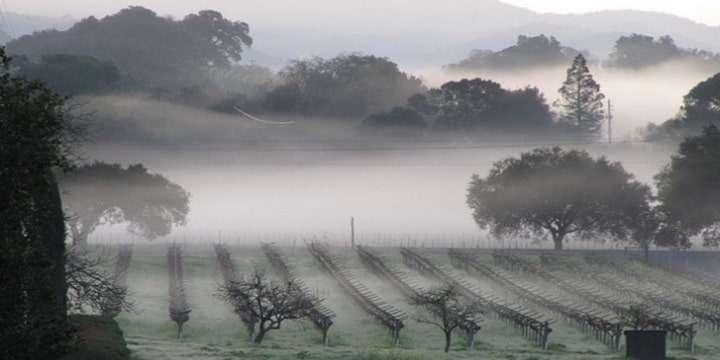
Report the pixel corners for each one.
[216,270,322,344]
[65,245,133,315]
[409,283,484,353]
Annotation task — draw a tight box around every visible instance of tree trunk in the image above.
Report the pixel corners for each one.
[552,232,565,250]
[246,322,256,342]
[28,171,68,356]
[253,329,267,344]
[444,330,452,353]
[643,243,650,263]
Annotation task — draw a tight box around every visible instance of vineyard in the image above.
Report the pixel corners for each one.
[109,243,720,360]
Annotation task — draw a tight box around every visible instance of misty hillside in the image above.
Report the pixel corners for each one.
[243,1,720,68]
[468,10,720,58]
[0,11,74,42]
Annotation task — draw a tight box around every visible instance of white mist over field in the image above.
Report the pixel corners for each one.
[86,142,675,241]
[78,61,714,242]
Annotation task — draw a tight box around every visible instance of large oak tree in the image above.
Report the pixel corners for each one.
[467,147,651,250]
[59,162,190,245]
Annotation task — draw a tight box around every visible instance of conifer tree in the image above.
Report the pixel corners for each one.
[555,54,605,136]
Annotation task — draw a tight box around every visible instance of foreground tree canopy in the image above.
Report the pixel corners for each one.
[467,147,651,250]
[446,35,584,72]
[409,78,554,133]
[0,47,77,359]
[7,6,252,89]
[656,126,720,246]
[59,162,190,245]
[646,73,720,141]
[264,54,424,118]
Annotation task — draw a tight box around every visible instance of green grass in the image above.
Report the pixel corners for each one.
[112,244,720,360]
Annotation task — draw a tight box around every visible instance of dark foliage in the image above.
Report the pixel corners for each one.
[65,246,133,316]
[59,162,190,245]
[555,55,605,137]
[0,47,79,359]
[264,54,424,118]
[645,73,720,141]
[607,34,720,70]
[7,7,252,90]
[409,78,554,133]
[467,147,651,250]
[656,125,720,247]
[14,54,121,95]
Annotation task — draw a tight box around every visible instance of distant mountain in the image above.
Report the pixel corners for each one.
[2,2,718,72]
[466,10,720,58]
[0,12,75,42]
[245,2,720,70]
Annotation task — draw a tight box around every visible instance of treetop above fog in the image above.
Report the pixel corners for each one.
[264,54,424,118]
[645,72,720,141]
[446,35,586,72]
[7,7,252,89]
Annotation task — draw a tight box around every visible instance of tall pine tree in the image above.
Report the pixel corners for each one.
[555,54,605,137]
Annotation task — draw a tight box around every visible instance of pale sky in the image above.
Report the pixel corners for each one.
[4,0,719,26]
[503,0,720,25]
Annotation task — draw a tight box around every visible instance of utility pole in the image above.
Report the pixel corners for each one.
[607,100,613,144]
[350,217,355,248]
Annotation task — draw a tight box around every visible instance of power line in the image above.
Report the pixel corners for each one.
[608,100,614,145]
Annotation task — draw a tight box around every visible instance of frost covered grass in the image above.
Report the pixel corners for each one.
[115,244,720,360]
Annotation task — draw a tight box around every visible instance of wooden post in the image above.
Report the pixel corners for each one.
[350,217,355,248]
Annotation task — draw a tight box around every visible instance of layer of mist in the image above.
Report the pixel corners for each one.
[425,60,718,139]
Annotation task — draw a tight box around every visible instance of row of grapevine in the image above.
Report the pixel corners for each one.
[493,251,697,351]
[356,245,482,349]
[212,243,258,340]
[450,250,624,351]
[307,242,406,345]
[167,244,192,339]
[399,247,553,349]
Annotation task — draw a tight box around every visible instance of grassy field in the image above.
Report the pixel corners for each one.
[113,244,720,360]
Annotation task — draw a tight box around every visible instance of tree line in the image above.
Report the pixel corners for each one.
[448,34,720,72]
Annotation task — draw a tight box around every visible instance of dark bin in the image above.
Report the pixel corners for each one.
[625,330,667,360]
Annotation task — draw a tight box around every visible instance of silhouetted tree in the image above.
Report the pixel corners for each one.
[216,270,321,344]
[7,7,252,89]
[645,73,720,141]
[467,147,650,250]
[656,125,720,247]
[59,162,190,245]
[609,34,681,69]
[446,35,584,71]
[410,78,554,133]
[409,284,483,352]
[555,55,605,137]
[65,245,133,316]
[0,47,79,359]
[264,54,424,118]
[14,54,120,95]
